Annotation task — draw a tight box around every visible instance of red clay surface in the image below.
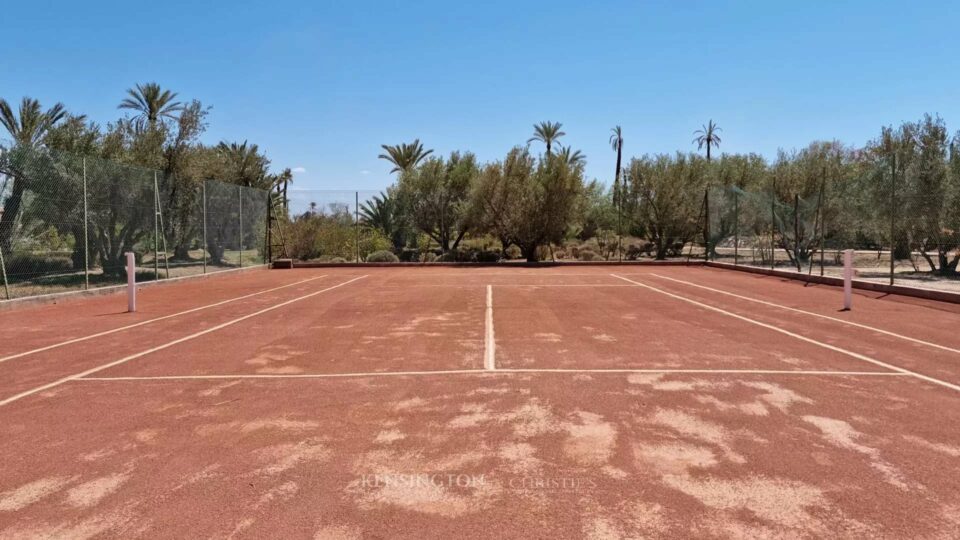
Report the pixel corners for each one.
[1,265,959,539]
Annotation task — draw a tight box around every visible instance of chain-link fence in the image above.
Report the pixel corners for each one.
[0,143,270,301]
[704,166,960,293]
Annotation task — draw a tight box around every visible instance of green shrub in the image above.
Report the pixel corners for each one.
[6,253,74,281]
[366,250,399,263]
[399,248,420,262]
[422,252,438,263]
[577,249,602,261]
[330,257,348,263]
[504,245,522,259]
[475,250,501,263]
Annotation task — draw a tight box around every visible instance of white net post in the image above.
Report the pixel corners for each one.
[842,249,854,311]
[126,251,136,312]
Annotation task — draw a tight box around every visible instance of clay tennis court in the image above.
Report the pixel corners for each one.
[1,265,959,538]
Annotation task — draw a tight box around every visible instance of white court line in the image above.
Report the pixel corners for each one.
[0,275,329,365]
[381,284,634,288]
[649,273,960,355]
[0,276,367,407]
[611,274,960,394]
[76,368,907,381]
[485,285,496,370]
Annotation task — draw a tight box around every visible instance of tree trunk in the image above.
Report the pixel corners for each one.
[521,243,540,262]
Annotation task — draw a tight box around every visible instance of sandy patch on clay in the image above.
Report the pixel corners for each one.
[253,438,331,475]
[198,380,243,397]
[504,400,560,438]
[0,476,75,511]
[562,411,617,466]
[498,442,541,473]
[257,481,299,507]
[65,472,129,508]
[627,373,727,392]
[664,475,826,531]
[743,382,812,412]
[196,418,319,436]
[634,442,718,475]
[313,524,363,540]
[803,415,908,489]
[902,435,960,457]
[651,409,745,463]
[374,429,405,444]
[533,333,562,343]
[694,395,769,416]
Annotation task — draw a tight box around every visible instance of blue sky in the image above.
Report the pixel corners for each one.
[2,1,958,191]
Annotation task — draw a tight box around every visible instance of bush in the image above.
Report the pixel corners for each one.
[366,250,399,263]
[330,257,348,263]
[475,250,501,263]
[6,253,74,281]
[577,249,602,261]
[438,249,461,262]
[504,245,522,260]
[422,252,438,263]
[625,241,655,260]
[398,248,420,262]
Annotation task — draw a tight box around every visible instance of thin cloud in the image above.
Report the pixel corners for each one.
[291,166,307,174]
[360,169,371,175]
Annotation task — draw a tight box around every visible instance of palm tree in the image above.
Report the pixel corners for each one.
[556,145,586,167]
[0,97,67,146]
[378,139,433,174]
[693,120,722,161]
[528,121,565,155]
[0,97,68,251]
[118,82,183,126]
[609,125,624,260]
[609,125,623,190]
[217,141,270,188]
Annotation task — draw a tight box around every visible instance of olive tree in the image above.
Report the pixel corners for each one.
[470,147,584,261]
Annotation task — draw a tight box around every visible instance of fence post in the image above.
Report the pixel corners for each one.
[202,181,207,274]
[733,190,739,266]
[889,154,896,286]
[770,178,776,270]
[265,191,272,264]
[238,186,243,268]
[0,243,8,300]
[83,157,90,290]
[153,172,159,280]
[794,194,801,272]
[703,189,710,261]
[811,173,825,276]
[355,191,360,263]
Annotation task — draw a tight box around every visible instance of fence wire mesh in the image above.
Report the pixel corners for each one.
[0,143,270,301]
[705,163,960,292]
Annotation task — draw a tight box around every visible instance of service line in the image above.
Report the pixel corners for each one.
[76,368,908,382]
[0,275,367,407]
[0,275,329,365]
[611,273,960,394]
[649,273,960,355]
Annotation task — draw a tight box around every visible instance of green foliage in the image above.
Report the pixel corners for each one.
[470,147,585,261]
[396,152,478,252]
[504,245,522,259]
[365,249,399,262]
[693,120,722,161]
[577,248,601,261]
[378,140,433,174]
[359,191,408,249]
[626,153,709,259]
[528,121,565,155]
